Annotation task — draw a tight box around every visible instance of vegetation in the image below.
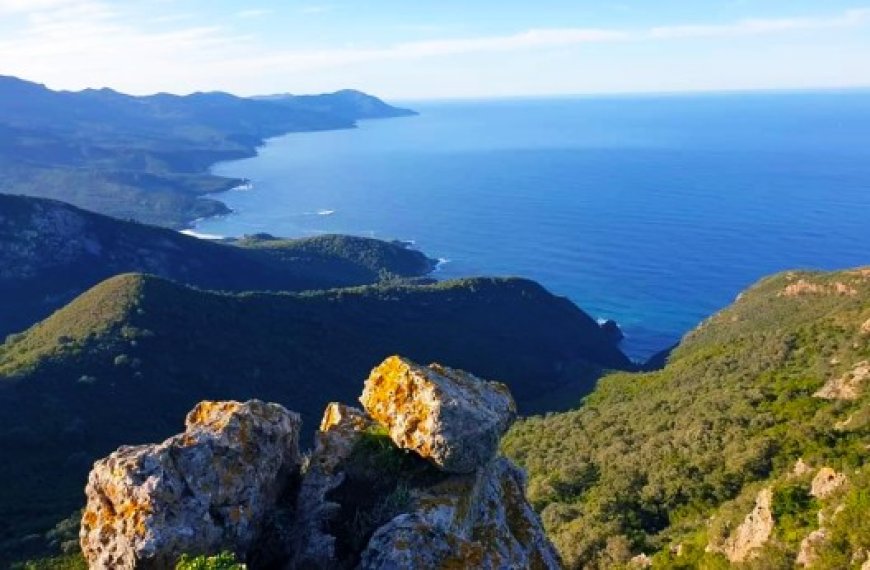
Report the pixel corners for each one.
[503,267,870,568]
[0,272,628,564]
[175,552,246,570]
[0,194,435,339]
[0,75,414,228]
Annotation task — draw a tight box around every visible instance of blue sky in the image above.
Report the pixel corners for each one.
[1,0,869,99]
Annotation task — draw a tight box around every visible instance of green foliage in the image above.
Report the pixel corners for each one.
[175,552,246,570]
[11,554,86,570]
[771,483,818,543]
[503,268,870,568]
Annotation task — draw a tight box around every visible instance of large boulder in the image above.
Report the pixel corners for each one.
[359,457,561,569]
[359,356,516,473]
[80,400,301,569]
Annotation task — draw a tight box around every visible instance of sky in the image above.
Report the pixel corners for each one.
[1,0,869,100]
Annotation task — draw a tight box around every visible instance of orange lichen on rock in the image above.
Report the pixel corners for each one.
[80,400,301,569]
[360,355,516,473]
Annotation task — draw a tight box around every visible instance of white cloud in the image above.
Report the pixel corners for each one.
[0,0,80,14]
[0,3,868,96]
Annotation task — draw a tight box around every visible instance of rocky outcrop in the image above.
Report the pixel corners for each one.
[814,361,869,400]
[80,400,301,569]
[359,457,560,569]
[797,528,827,567]
[80,356,557,569]
[360,356,517,474]
[810,467,848,499]
[715,488,775,563]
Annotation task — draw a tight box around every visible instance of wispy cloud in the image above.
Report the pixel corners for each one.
[0,3,868,96]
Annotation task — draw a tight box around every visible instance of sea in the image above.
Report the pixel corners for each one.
[193,91,870,361]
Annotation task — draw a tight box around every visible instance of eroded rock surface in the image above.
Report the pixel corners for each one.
[360,355,517,473]
[80,400,301,569]
[359,458,560,570]
[814,361,869,401]
[811,467,848,499]
[719,488,774,563]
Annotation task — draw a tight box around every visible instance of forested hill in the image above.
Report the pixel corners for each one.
[0,75,415,227]
[0,193,435,339]
[503,267,870,568]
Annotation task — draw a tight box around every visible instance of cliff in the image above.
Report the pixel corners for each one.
[79,357,559,569]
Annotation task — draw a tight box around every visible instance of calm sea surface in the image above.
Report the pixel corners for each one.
[195,92,870,360]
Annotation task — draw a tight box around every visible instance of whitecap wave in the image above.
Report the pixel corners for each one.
[316,209,335,216]
[179,229,224,240]
[434,258,451,272]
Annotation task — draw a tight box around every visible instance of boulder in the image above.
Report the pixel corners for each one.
[359,356,516,473]
[80,400,301,569]
[811,467,848,499]
[359,457,560,569]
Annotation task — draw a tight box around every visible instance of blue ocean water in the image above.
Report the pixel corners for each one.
[195,92,870,360]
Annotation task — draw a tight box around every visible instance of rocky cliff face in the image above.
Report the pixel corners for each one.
[79,356,559,569]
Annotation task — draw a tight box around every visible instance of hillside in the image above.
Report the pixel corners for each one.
[503,267,870,568]
[0,273,631,562]
[0,194,435,338]
[0,75,415,227]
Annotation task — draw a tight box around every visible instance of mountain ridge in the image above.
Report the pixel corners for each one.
[0,75,415,227]
[0,193,435,339]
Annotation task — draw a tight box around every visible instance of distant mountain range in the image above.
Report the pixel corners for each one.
[0,194,435,339]
[0,75,416,228]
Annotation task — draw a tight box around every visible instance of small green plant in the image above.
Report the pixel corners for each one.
[175,551,245,570]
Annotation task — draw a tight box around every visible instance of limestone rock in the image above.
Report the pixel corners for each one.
[80,400,301,569]
[720,488,774,563]
[629,553,652,568]
[861,317,870,335]
[289,403,375,569]
[811,467,847,499]
[796,528,827,567]
[814,361,869,400]
[791,458,812,478]
[360,356,516,473]
[358,457,560,569]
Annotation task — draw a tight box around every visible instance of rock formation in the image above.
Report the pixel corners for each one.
[810,467,848,499]
[80,400,301,569]
[713,488,774,563]
[814,361,869,401]
[359,356,517,474]
[80,356,558,569]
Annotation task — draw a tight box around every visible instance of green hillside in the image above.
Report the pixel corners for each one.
[0,194,435,338]
[0,273,630,562]
[503,267,870,568]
